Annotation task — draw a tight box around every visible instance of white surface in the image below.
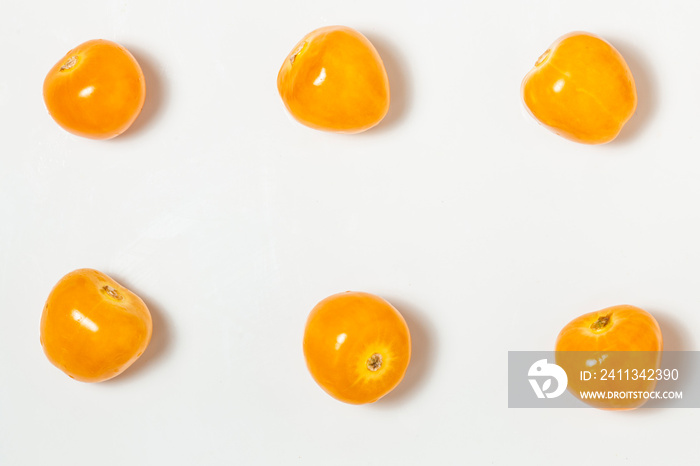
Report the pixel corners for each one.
[1,1,699,464]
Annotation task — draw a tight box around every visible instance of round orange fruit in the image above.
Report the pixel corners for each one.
[521,32,636,144]
[555,305,662,409]
[277,26,390,133]
[40,269,153,382]
[303,291,411,404]
[43,39,146,139]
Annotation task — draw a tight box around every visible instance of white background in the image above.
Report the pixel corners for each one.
[1,0,699,464]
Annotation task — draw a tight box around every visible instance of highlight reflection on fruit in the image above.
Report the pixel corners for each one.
[277,26,390,133]
[43,39,146,139]
[303,291,411,404]
[40,269,153,382]
[521,32,636,144]
[555,305,663,409]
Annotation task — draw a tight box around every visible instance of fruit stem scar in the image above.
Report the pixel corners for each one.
[535,49,551,67]
[590,314,612,331]
[102,285,123,301]
[289,42,306,65]
[60,56,78,71]
[367,353,383,371]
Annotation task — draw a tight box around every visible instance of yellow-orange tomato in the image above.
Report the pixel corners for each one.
[555,305,663,409]
[40,269,152,382]
[277,26,390,133]
[43,39,146,139]
[303,292,411,404]
[521,32,636,144]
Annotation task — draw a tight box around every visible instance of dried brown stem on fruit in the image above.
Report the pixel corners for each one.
[366,353,383,371]
[590,314,611,331]
[102,285,123,301]
[60,56,77,71]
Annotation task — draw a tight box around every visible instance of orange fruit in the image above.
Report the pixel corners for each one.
[555,305,662,409]
[43,39,146,139]
[277,26,390,133]
[303,291,410,404]
[521,32,636,144]
[40,269,152,382]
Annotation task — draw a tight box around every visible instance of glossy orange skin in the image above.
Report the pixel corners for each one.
[43,39,146,139]
[303,292,411,404]
[522,32,637,144]
[277,26,390,133]
[555,305,663,409]
[40,269,152,382]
